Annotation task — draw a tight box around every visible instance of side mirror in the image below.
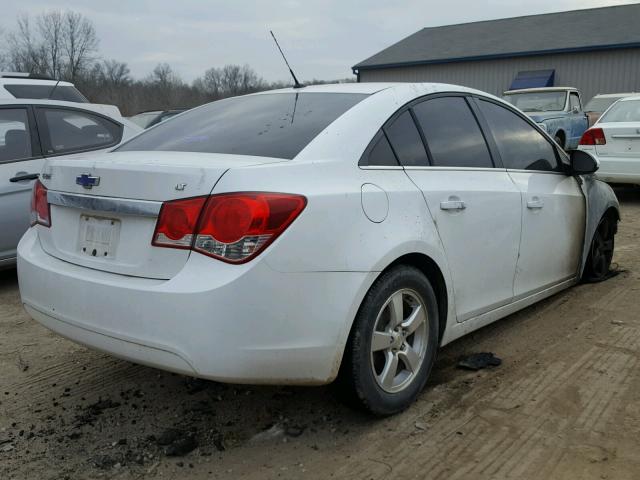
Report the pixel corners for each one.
[570,150,599,175]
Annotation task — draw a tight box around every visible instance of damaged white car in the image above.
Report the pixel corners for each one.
[17,83,619,415]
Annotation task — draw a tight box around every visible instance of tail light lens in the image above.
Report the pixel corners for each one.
[579,128,606,146]
[30,180,51,227]
[153,192,306,263]
[152,196,207,249]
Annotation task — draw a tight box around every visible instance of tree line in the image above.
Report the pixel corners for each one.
[0,10,353,116]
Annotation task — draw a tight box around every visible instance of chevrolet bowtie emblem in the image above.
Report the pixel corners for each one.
[76,173,100,189]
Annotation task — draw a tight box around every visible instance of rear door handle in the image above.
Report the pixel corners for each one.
[440,199,466,211]
[527,197,544,209]
[10,172,39,182]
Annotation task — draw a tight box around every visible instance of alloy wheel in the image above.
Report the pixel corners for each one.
[370,289,429,393]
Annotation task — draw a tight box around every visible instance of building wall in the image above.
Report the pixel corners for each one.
[358,48,640,103]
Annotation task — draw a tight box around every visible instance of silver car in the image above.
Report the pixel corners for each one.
[0,99,141,269]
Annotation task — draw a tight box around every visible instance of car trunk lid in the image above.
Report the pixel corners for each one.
[38,151,286,279]
[596,122,640,158]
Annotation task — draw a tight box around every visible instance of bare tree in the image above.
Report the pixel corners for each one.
[4,11,98,81]
[37,11,64,78]
[62,11,98,81]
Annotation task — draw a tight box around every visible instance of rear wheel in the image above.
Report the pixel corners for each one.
[583,215,616,282]
[338,266,439,415]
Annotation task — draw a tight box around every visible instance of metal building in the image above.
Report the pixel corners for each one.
[352,4,640,102]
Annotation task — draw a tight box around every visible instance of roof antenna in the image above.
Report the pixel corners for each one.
[270,30,304,89]
[48,79,61,99]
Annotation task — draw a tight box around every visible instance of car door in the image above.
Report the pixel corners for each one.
[474,97,585,298]
[34,106,124,158]
[568,92,588,149]
[389,95,521,322]
[0,105,44,262]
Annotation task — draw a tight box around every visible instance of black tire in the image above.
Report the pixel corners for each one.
[554,134,565,150]
[582,215,616,282]
[337,266,439,416]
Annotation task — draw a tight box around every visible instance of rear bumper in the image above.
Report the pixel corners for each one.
[593,155,640,184]
[18,228,374,384]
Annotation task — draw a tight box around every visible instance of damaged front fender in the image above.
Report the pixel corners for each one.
[578,175,620,276]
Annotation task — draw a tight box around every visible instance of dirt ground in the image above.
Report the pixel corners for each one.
[1,187,640,480]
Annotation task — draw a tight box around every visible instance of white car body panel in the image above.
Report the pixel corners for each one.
[17,83,619,384]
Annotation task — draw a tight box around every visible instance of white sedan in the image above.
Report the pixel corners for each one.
[579,96,640,186]
[18,83,618,415]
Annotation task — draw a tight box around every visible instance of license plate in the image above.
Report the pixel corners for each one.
[78,215,120,258]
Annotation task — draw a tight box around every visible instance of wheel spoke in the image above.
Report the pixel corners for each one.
[371,332,394,352]
[378,352,399,389]
[388,292,404,328]
[398,345,421,373]
[401,304,426,335]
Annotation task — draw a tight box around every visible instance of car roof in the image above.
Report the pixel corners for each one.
[251,82,493,97]
[0,98,124,119]
[0,77,75,87]
[592,92,640,98]
[615,96,640,103]
[503,87,577,94]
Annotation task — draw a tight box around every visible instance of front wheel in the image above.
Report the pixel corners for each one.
[583,215,616,282]
[338,266,439,415]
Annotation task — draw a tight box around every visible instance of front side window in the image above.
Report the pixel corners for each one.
[413,96,493,168]
[118,93,369,160]
[0,108,32,163]
[569,93,581,111]
[478,99,559,172]
[39,108,122,155]
[600,99,640,123]
[384,111,428,167]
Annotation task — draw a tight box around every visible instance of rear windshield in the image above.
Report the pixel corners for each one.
[600,99,640,123]
[117,92,368,159]
[3,84,89,103]
[584,97,621,113]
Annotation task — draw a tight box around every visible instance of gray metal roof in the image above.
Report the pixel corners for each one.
[353,4,640,71]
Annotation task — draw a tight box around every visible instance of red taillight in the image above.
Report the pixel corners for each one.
[153,192,306,263]
[152,196,207,248]
[30,180,50,227]
[579,128,606,146]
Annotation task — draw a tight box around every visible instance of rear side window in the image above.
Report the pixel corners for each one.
[600,99,640,123]
[477,100,559,172]
[0,108,32,163]
[363,133,398,166]
[3,84,88,103]
[117,93,368,160]
[384,111,428,167]
[38,108,122,155]
[413,96,493,168]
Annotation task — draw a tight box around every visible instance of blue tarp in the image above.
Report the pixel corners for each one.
[510,69,555,90]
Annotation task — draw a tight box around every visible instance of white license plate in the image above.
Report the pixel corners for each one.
[78,215,120,258]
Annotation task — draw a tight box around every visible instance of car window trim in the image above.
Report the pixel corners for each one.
[359,91,504,169]
[34,105,124,157]
[0,104,44,165]
[469,95,565,174]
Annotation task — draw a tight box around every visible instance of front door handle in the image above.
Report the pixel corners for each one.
[527,197,544,209]
[440,199,466,211]
[10,172,39,182]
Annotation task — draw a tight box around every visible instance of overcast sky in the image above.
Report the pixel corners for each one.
[0,0,637,83]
